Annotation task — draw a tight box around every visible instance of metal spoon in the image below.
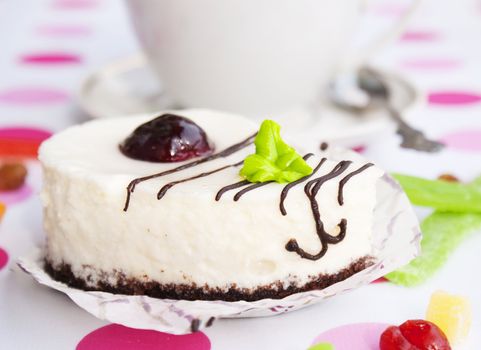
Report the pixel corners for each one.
[330,67,444,152]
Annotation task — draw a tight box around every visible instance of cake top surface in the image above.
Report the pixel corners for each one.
[39,109,383,203]
[39,109,257,175]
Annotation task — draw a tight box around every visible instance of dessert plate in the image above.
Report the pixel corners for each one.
[78,54,420,147]
[18,147,421,335]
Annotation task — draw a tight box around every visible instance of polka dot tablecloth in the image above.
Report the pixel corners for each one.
[1,0,480,349]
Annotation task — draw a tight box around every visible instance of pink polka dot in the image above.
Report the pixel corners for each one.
[52,0,98,9]
[0,247,8,270]
[311,323,390,350]
[0,184,33,206]
[400,31,439,42]
[351,145,366,154]
[77,324,211,350]
[20,53,82,65]
[400,58,460,70]
[36,24,91,37]
[371,3,408,16]
[428,91,481,105]
[440,129,481,152]
[0,127,52,141]
[0,88,69,105]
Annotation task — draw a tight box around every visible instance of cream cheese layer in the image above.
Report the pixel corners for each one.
[39,109,383,290]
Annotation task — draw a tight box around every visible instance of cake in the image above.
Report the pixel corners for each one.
[39,109,384,301]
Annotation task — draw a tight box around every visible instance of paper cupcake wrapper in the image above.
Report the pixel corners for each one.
[18,168,421,335]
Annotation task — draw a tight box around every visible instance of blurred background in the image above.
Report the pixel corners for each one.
[0,0,480,349]
[0,0,480,176]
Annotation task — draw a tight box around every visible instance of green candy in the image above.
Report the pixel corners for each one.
[386,212,481,286]
[386,176,481,286]
[307,342,335,350]
[240,120,313,183]
[392,173,481,213]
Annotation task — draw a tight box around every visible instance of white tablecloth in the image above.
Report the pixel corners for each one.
[0,0,480,348]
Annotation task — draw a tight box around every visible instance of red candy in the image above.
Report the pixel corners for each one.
[380,326,419,350]
[400,320,451,350]
[380,320,451,350]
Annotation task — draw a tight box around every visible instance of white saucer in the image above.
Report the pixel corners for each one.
[79,54,420,147]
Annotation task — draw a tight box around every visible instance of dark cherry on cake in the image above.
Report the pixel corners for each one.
[120,114,214,162]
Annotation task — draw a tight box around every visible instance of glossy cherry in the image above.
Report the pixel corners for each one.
[380,320,451,350]
[380,326,420,350]
[400,320,451,350]
[119,114,214,162]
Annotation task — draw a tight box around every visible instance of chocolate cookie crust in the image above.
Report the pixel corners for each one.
[44,257,374,302]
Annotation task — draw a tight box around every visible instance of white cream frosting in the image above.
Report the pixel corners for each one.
[39,109,384,291]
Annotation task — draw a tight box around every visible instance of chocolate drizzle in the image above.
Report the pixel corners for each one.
[157,160,244,200]
[301,153,315,161]
[285,160,352,260]
[217,153,314,203]
[337,163,374,205]
[215,180,249,201]
[233,182,273,201]
[279,154,321,216]
[320,142,329,151]
[304,160,352,196]
[215,179,273,202]
[123,133,257,211]
[122,125,375,263]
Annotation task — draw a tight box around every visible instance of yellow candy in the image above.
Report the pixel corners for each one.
[426,290,472,344]
[0,202,5,220]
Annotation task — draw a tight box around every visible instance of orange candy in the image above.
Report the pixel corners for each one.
[0,202,6,220]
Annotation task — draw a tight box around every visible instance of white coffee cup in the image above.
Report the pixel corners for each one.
[126,0,418,116]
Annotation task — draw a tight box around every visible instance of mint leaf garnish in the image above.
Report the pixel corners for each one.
[239,120,312,183]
